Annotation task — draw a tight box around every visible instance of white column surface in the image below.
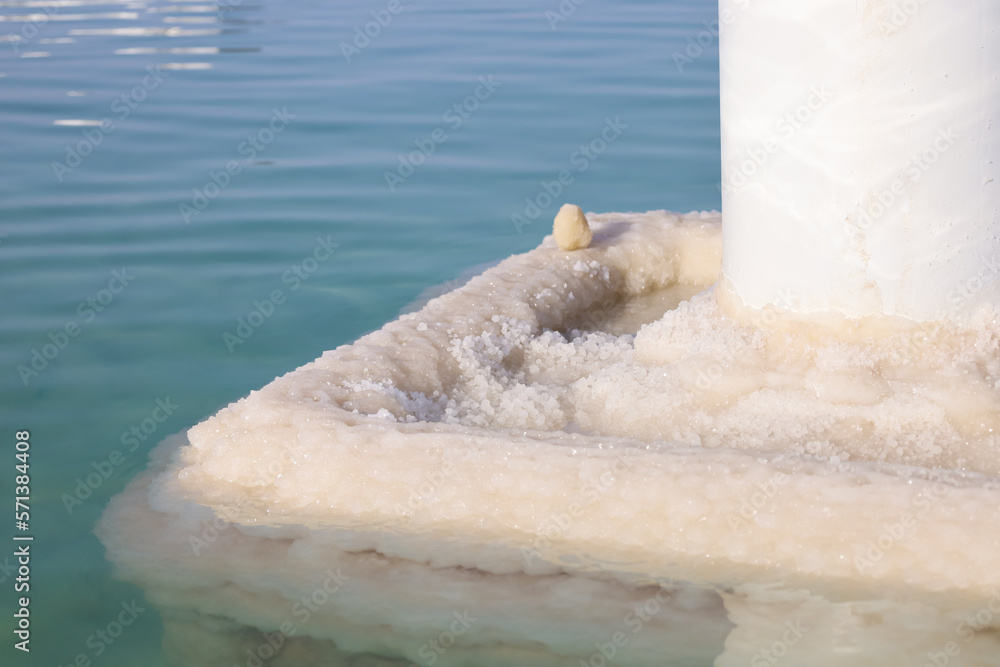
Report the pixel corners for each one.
[719,0,999,320]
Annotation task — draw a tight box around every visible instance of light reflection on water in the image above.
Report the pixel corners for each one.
[1,0,260,67]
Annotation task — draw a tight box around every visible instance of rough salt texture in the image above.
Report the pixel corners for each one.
[552,203,593,251]
[99,210,1000,666]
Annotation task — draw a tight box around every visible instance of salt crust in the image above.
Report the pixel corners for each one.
[99,211,1000,665]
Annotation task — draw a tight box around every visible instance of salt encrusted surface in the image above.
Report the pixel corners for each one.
[99,211,1000,666]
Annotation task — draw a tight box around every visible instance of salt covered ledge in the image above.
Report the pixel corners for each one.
[99,211,1000,666]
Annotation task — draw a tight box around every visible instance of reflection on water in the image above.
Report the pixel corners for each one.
[1,0,260,69]
[69,27,229,35]
[0,12,140,20]
[114,46,260,53]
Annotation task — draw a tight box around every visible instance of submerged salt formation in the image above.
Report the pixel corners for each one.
[99,211,1000,666]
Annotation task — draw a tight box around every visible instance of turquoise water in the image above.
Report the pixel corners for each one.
[1,0,720,664]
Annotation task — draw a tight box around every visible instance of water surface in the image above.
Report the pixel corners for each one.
[0,1,721,663]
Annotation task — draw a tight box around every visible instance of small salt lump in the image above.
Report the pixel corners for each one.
[553,203,592,251]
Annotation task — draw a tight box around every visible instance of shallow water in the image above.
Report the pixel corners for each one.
[1,0,720,664]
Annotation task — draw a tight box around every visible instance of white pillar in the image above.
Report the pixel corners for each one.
[719,0,1000,321]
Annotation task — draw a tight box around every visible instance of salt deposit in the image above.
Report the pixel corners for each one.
[553,203,592,251]
[99,211,1000,665]
[98,3,1000,663]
